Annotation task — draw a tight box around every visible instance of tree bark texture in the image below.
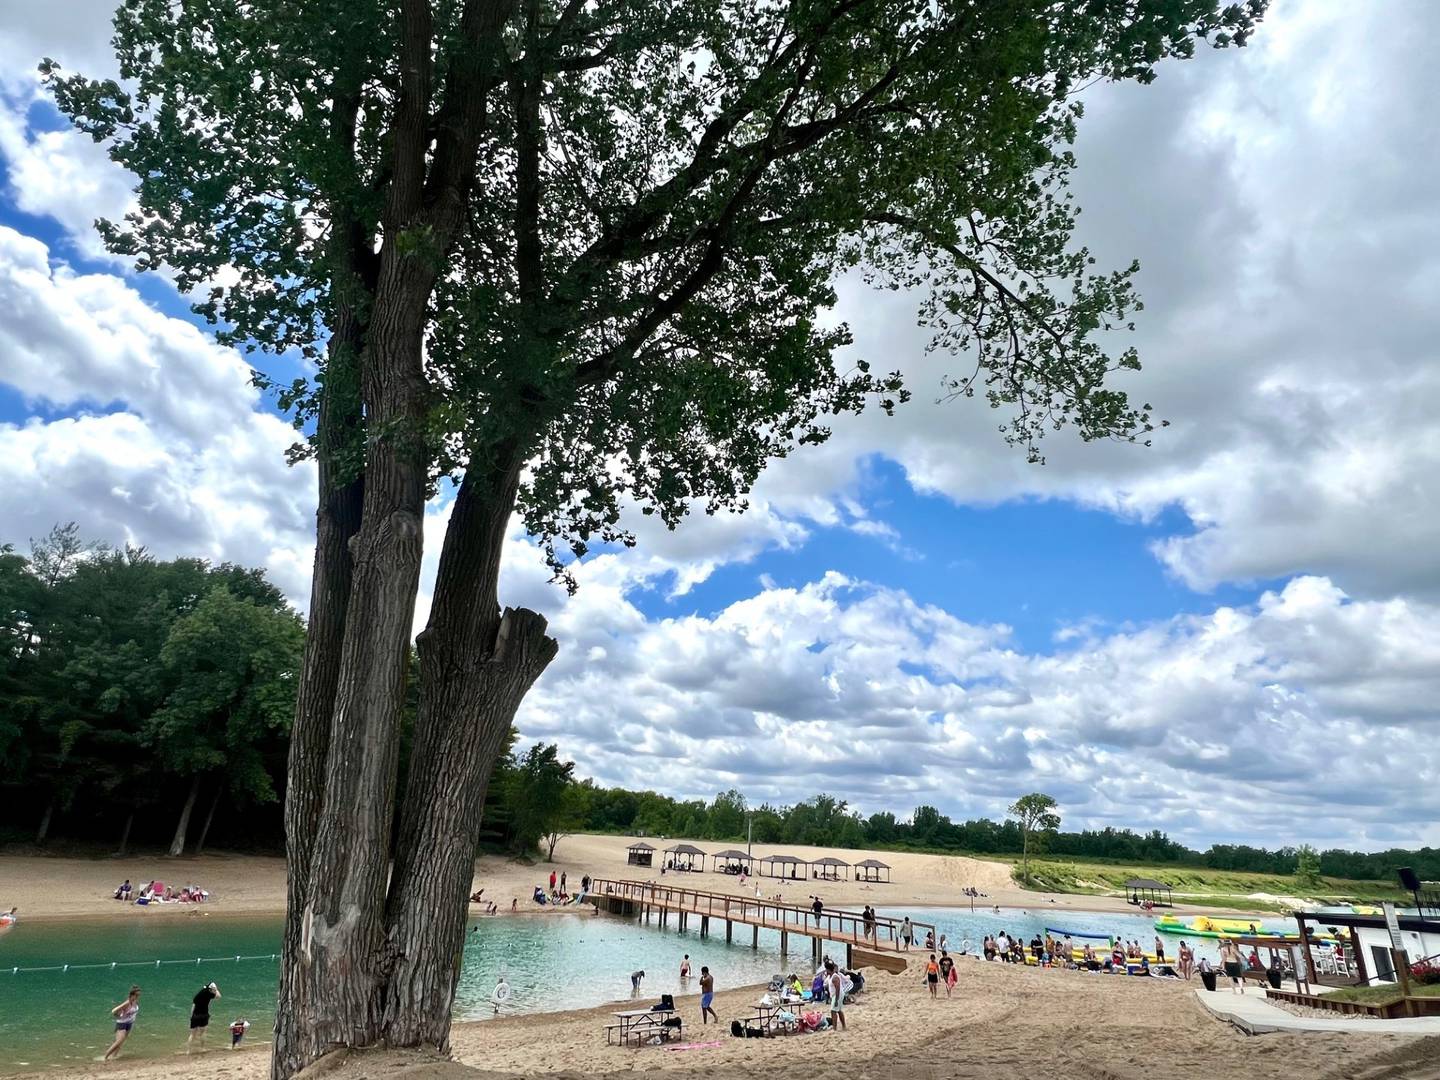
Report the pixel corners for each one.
[272,294,367,1078]
[117,810,134,856]
[169,775,201,857]
[381,471,557,1047]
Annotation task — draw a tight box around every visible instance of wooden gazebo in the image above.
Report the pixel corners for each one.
[1125,878,1173,907]
[810,856,851,881]
[758,853,805,880]
[710,849,752,875]
[663,843,706,872]
[626,841,655,867]
[855,858,891,883]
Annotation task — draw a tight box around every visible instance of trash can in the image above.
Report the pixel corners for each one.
[1200,969,1218,992]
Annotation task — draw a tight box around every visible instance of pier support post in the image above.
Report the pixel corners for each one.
[781,930,788,956]
[752,925,759,949]
[701,915,709,937]
[726,920,732,943]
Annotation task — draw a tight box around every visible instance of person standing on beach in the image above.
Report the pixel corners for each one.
[1219,939,1245,994]
[699,966,718,1025]
[1154,937,1166,963]
[900,916,913,950]
[924,953,940,998]
[1178,941,1194,980]
[187,981,220,1053]
[549,870,557,893]
[104,986,141,1060]
[938,951,955,997]
[826,960,847,1031]
[560,871,567,895]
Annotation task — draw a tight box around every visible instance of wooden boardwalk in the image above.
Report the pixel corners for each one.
[589,877,932,969]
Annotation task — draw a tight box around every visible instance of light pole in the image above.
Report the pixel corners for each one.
[746,813,753,865]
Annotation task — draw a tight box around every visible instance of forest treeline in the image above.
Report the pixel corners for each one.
[2,527,1434,884]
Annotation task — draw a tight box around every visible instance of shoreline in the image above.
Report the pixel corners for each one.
[7,953,1435,1080]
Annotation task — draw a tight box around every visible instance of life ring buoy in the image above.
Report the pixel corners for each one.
[491,983,511,1004]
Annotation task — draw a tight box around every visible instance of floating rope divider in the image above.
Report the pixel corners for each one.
[7,954,281,974]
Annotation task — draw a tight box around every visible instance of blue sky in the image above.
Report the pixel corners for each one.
[1,0,1437,851]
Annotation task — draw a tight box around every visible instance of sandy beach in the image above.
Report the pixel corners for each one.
[6,953,1437,1080]
[0,833,1270,922]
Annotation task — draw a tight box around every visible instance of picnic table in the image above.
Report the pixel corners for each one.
[742,998,802,1035]
[606,1006,682,1046]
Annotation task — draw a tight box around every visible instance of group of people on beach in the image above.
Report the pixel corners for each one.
[103,980,250,1061]
[112,878,209,905]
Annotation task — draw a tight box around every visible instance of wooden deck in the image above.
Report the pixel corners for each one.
[588,877,929,968]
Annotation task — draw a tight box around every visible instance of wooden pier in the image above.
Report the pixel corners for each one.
[588,877,931,970]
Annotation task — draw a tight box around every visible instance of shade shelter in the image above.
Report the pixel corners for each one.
[758,854,805,880]
[810,856,851,881]
[854,858,891,883]
[663,843,706,872]
[626,841,655,867]
[1124,878,1173,907]
[710,849,752,875]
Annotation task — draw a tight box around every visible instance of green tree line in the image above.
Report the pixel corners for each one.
[3,527,1434,884]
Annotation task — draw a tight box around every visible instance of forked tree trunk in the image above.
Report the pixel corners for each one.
[117,811,134,857]
[272,231,368,1077]
[169,776,201,857]
[194,787,222,855]
[380,472,557,1047]
[35,798,54,845]
[276,200,438,1071]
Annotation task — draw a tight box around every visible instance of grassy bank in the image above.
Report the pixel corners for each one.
[1326,982,1440,1006]
[1003,857,1412,911]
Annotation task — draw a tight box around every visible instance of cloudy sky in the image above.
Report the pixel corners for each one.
[1,2,1436,851]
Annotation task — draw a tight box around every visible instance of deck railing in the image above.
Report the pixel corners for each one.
[588,876,935,952]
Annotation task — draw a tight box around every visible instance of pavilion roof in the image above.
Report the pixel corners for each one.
[761,853,804,863]
[627,841,655,851]
[1124,878,1171,890]
[663,843,707,856]
[811,856,851,867]
[854,858,890,868]
[711,849,751,859]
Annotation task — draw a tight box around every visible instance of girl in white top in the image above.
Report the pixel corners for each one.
[105,986,141,1060]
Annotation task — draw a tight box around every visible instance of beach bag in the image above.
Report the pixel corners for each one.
[731,1020,744,1038]
[745,1024,765,1038]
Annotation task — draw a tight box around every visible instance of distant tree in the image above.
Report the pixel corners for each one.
[1009,793,1061,885]
[503,743,577,857]
[1294,844,1323,889]
[147,585,304,855]
[708,789,748,840]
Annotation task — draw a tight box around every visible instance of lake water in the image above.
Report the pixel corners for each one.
[0,903,1251,1072]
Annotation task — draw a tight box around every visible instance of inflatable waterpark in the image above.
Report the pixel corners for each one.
[1153,914,1336,941]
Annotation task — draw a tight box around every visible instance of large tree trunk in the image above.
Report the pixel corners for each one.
[194,786,222,855]
[116,811,134,857]
[169,775,201,857]
[35,798,54,845]
[379,471,557,1048]
[272,257,369,1079]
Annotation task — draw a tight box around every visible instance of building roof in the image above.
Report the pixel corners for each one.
[811,856,851,867]
[711,849,751,860]
[1124,878,1172,891]
[761,854,804,863]
[663,843,707,856]
[627,841,655,851]
[854,858,891,868]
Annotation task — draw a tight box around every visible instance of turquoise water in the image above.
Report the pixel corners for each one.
[0,903,1241,1072]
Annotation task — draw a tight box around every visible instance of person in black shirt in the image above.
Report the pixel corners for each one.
[187,981,221,1053]
[937,951,956,997]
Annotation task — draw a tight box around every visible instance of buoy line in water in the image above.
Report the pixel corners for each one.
[7,953,280,974]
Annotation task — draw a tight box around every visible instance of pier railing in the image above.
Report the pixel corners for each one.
[588,877,935,952]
